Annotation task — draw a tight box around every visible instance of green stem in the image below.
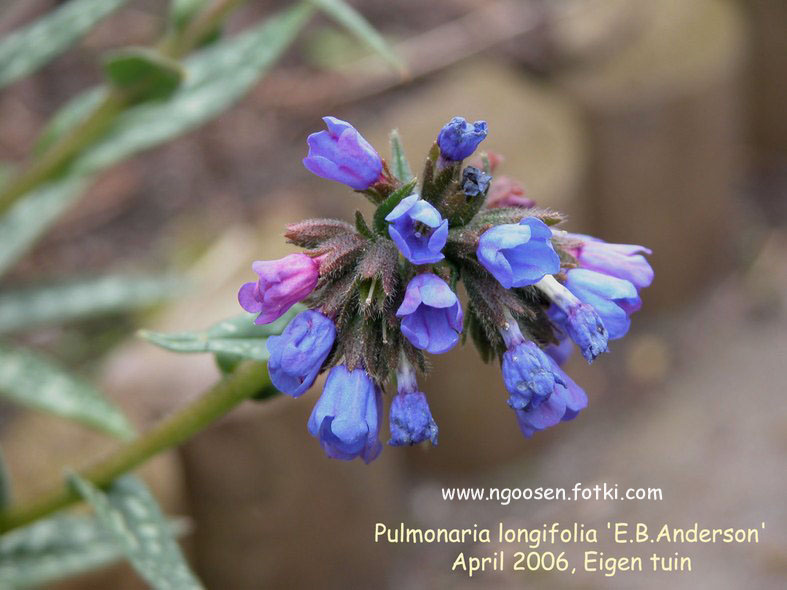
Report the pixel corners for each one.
[0,360,275,533]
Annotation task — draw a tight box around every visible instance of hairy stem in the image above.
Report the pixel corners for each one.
[0,360,275,533]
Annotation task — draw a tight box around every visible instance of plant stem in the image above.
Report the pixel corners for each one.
[0,360,275,533]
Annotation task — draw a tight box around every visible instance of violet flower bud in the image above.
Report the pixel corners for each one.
[303,116,383,190]
[266,309,335,397]
[566,233,653,289]
[499,316,562,410]
[396,273,463,354]
[477,217,560,288]
[537,275,609,362]
[437,117,488,161]
[389,356,438,446]
[238,254,319,324]
[385,194,448,265]
[461,166,492,199]
[515,358,587,437]
[307,365,383,463]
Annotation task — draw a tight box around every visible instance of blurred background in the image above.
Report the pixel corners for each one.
[0,0,785,588]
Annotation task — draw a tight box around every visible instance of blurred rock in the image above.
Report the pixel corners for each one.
[555,0,747,308]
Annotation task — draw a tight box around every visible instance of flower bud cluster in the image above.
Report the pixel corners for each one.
[238,116,653,462]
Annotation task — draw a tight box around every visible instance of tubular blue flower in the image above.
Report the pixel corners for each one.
[566,233,653,289]
[389,356,438,446]
[385,194,448,265]
[515,358,587,437]
[396,273,462,354]
[477,217,560,288]
[564,269,641,340]
[266,310,336,397]
[437,117,488,161]
[307,365,383,463]
[302,116,383,190]
[499,316,562,410]
[538,275,609,362]
[238,254,319,324]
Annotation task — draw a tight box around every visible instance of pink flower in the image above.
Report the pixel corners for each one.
[238,254,319,324]
[485,176,536,209]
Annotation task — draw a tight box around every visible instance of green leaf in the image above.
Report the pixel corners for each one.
[0,0,128,89]
[68,474,204,590]
[0,274,182,334]
[354,210,374,239]
[170,0,212,32]
[389,129,413,183]
[139,306,302,361]
[309,0,406,75]
[70,3,314,176]
[0,343,135,439]
[0,176,89,278]
[373,177,417,235]
[104,48,184,102]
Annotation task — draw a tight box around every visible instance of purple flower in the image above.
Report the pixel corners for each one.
[303,116,383,190]
[267,310,335,397]
[477,217,560,288]
[385,194,448,265]
[515,358,587,437]
[238,254,319,324]
[307,365,383,463]
[564,269,640,340]
[389,358,438,446]
[567,233,653,289]
[437,117,488,161]
[396,273,462,354]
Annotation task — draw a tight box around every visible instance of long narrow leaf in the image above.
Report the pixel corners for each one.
[0,513,189,588]
[0,343,134,439]
[310,0,406,75]
[69,474,204,590]
[0,176,89,278]
[0,0,128,89]
[0,274,182,334]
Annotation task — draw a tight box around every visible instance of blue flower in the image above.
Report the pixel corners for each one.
[303,116,382,190]
[389,391,438,446]
[515,358,587,438]
[564,269,640,340]
[549,302,609,363]
[502,341,562,410]
[266,310,336,397]
[385,194,448,265]
[396,273,462,354]
[307,365,383,463]
[477,217,560,288]
[437,117,488,161]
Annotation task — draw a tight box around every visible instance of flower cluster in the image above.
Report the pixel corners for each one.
[239,116,653,462]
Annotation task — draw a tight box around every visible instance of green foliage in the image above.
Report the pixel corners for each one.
[0,0,128,89]
[140,306,302,364]
[390,129,414,183]
[170,0,212,32]
[103,48,184,102]
[354,210,375,239]
[0,448,10,511]
[0,176,89,278]
[68,474,203,590]
[373,177,418,235]
[0,343,134,439]
[0,275,182,334]
[309,0,405,75]
[69,3,314,176]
